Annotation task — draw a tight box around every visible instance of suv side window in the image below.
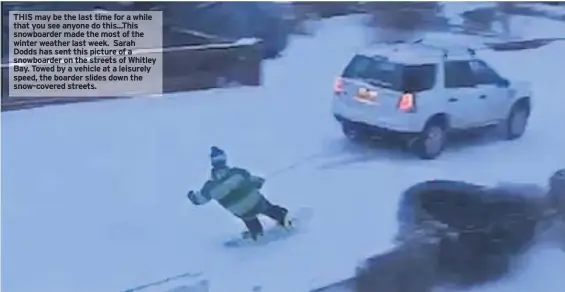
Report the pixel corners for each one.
[402,64,436,92]
[469,59,503,85]
[444,61,476,88]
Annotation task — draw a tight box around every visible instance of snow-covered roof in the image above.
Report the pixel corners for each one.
[358,41,474,65]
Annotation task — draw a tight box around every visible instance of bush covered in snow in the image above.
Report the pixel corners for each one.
[355,172,565,291]
[362,2,446,43]
[393,178,564,287]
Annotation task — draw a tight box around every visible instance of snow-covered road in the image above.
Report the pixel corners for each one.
[2,14,565,292]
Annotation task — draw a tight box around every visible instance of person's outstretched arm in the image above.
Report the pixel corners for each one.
[187,181,213,205]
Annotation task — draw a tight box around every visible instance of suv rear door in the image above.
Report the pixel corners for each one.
[339,55,435,115]
[444,60,491,128]
[340,55,402,115]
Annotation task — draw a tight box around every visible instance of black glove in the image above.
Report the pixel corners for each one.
[251,176,265,189]
[187,190,197,204]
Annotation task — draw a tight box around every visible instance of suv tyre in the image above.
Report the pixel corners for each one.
[412,121,447,160]
[342,123,367,142]
[504,103,529,140]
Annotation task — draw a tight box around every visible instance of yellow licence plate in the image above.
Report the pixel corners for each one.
[355,88,378,103]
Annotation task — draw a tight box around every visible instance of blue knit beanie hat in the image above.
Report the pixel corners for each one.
[210,146,227,167]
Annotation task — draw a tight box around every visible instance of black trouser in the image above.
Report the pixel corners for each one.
[242,199,288,239]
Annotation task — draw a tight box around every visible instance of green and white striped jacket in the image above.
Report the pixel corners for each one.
[188,167,266,219]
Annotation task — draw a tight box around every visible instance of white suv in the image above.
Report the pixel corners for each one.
[332,40,532,159]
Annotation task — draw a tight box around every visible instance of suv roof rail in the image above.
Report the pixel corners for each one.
[412,38,476,57]
[413,38,448,57]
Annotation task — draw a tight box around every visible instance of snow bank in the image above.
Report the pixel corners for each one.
[517,3,565,19]
[508,15,565,39]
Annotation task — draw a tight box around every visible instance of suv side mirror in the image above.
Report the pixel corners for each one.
[497,78,510,88]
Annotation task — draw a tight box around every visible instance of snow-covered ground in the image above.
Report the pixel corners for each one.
[517,2,565,20]
[508,15,565,39]
[3,14,565,292]
[443,2,565,40]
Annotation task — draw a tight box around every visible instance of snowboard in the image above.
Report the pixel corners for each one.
[223,207,313,248]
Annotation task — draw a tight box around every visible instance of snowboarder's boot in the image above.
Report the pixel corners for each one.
[242,217,264,241]
[264,204,291,228]
[241,230,264,241]
[247,230,264,241]
[279,209,292,229]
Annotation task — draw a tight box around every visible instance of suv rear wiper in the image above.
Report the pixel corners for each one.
[365,78,391,88]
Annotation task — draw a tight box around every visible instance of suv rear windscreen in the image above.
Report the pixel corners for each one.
[342,55,436,92]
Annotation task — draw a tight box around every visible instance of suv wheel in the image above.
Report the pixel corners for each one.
[412,122,447,160]
[504,103,529,140]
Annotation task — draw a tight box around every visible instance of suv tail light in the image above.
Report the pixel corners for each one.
[398,92,416,112]
[334,77,344,93]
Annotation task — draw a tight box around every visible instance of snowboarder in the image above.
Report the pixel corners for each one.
[187,146,290,240]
